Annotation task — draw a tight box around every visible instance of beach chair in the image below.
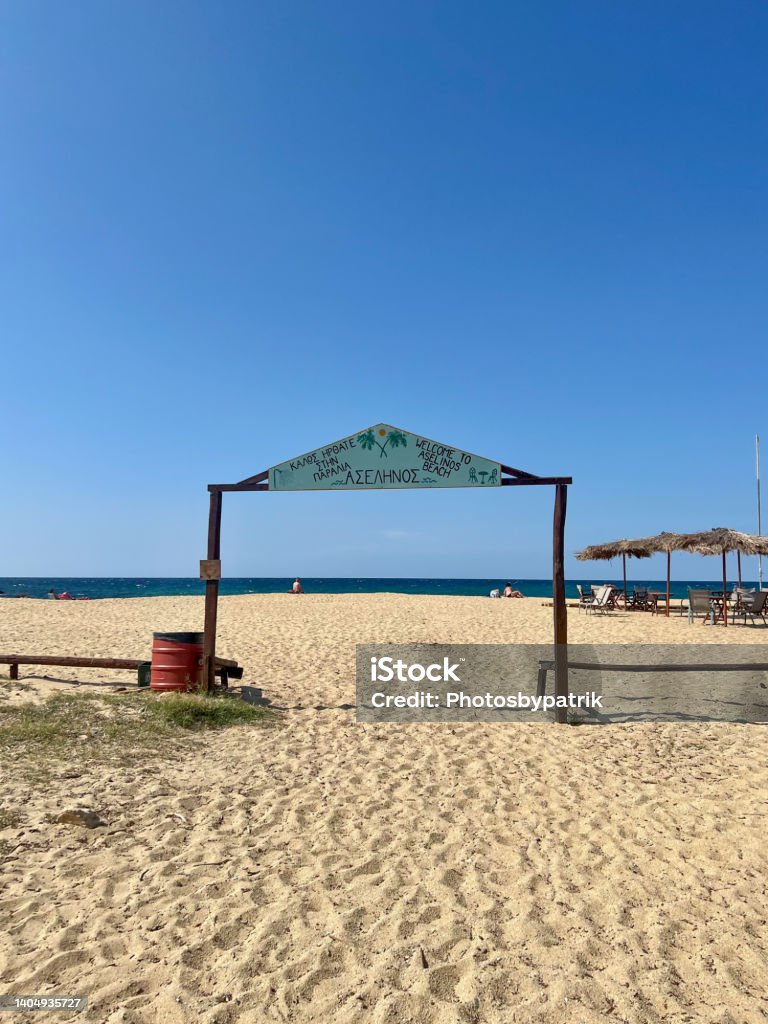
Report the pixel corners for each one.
[677,590,694,615]
[629,586,649,610]
[730,589,768,626]
[729,587,754,614]
[576,584,593,612]
[585,585,613,615]
[687,588,714,625]
[606,587,624,610]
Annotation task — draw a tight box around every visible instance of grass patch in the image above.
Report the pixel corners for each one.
[145,693,272,730]
[0,691,276,785]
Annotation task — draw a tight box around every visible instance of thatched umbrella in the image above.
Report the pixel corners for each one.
[575,538,654,606]
[674,527,768,627]
[629,531,686,616]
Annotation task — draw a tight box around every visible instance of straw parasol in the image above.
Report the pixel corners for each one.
[673,527,768,627]
[575,538,654,605]
[629,531,686,616]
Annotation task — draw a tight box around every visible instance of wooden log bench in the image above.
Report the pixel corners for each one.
[0,654,243,687]
[211,657,244,688]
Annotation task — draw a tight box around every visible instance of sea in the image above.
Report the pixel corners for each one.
[0,578,760,601]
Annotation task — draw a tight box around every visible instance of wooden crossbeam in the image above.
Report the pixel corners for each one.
[502,476,572,486]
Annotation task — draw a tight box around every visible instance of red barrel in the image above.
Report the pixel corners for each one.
[150,632,204,692]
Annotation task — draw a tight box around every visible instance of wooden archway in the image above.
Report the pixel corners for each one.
[202,425,572,722]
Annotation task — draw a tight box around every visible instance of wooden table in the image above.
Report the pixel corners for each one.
[709,591,728,625]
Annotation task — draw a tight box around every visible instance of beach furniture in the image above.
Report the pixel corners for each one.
[687,588,715,624]
[574,538,654,612]
[585,585,613,615]
[729,587,754,614]
[606,586,625,610]
[629,586,649,610]
[730,589,768,626]
[583,586,602,613]
[708,590,730,624]
[576,584,593,612]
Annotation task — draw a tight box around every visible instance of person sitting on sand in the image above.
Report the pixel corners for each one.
[503,582,524,598]
[291,577,304,594]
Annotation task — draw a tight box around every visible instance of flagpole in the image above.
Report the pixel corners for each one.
[758,434,763,591]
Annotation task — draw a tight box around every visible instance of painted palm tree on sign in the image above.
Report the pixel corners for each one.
[357,428,408,458]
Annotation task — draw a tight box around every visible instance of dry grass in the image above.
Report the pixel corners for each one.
[0,691,276,786]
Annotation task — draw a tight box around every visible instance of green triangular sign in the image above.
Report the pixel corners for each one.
[268,424,502,490]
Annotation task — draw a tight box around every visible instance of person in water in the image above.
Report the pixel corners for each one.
[291,577,304,594]
[503,582,524,598]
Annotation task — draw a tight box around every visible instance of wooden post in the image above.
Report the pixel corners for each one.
[203,489,223,690]
[666,549,671,617]
[622,552,627,609]
[552,483,569,723]
[722,549,728,628]
[536,665,548,698]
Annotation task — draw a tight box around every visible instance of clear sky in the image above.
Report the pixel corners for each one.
[2,1,766,581]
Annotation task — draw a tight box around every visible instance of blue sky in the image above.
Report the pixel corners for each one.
[2,1,766,580]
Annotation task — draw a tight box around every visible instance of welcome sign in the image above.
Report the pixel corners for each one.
[268,424,502,490]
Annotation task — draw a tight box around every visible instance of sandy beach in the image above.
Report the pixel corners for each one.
[2,594,767,1023]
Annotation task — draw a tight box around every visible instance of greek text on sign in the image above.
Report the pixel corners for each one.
[268,424,502,490]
